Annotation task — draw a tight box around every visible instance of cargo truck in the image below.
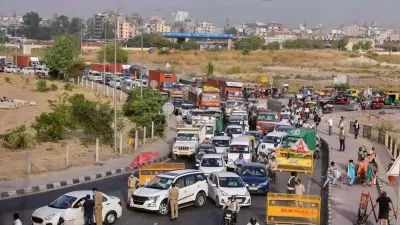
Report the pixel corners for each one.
[206,77,244,101]
[256,109,281,134]
[90,63,123,73]
[184,85,220,109]
[148,70,177,91]
[191,109,223,140]
[172,124,206,160]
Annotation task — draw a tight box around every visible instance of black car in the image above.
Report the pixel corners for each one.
[274,124,295,132]
[195,144,217,165]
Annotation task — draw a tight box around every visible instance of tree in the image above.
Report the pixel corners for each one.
[224,27,237,36]
[51,15,70,36]
[22,12,41,39]
[206,61,214,77]
[36,27,52,40]
[66,58,86,79]
[265,41,280,50]
[0,29,6,43]
[0,125,30,150]
[97,43,129,63]
[352,41,363,51]
[182,40,198,50]
[69,17,82,34]
[338,37,350,50]
[247,36,263,50]
[123,89,166,137]
[363,41,372,51]
[127,33,177,48]
[44,36,78,71]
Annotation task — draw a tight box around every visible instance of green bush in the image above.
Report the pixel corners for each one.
[32,111,69,142]
[242,48,250,55]
[64,83,73,91]
[158,49,170,55]
[50,84,58,91]
[36,80,49,92]
[0,125,30,150]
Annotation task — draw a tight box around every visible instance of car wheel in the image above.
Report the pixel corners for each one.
[215,196,221,207]
[105,211,117,225]
[195,192,206,208]
[158,199,169,215]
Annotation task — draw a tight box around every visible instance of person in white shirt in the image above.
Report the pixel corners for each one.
[328,117,333,135]
[62,203,76,225]
[13,213,22,225]
[222,195,241,223]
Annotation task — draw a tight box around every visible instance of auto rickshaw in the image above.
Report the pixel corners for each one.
[384,93,400,105]
[318,98,334,114]
[315,90,326,97]
[347,89,360,100]
[323,87,335,97]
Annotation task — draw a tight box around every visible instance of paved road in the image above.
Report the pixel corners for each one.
[0,155,326,225]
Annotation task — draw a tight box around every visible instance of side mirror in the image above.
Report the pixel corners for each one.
[211,183,217,187]
[245,183,249,188]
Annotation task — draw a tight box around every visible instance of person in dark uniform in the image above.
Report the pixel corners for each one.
[376,192,392,225]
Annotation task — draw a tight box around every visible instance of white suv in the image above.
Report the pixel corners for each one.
[129,169,209,215]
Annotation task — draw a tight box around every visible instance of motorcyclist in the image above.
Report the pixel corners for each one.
[257,152,267,164]
[222,195,240,224]
[247,217,260,225]
[234,153,246,167]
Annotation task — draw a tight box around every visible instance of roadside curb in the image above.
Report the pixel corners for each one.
[0,155,170,200]
[326,142,333,225]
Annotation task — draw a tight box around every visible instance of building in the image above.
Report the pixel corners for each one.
[172,11,189,22]
[343,23,362,37]
[238,22,284,37]
[265,34,297,44]
[196,22,216,34]
[155,21,171,33]
[93,13,111,39]
[171,18,197,33]
[117,19,135,40]
[389,32,400,41]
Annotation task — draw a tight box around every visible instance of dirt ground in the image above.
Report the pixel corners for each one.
[0,73,123,181]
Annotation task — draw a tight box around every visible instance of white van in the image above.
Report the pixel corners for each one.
[257,131,287,155]
[226,135,256,169]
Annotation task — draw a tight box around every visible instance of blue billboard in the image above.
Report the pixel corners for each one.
[160,32,233,39]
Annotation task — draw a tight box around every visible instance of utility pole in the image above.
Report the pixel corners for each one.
[113,8,121,153]
[80,19,83,56]
[140,18,143,98]
[103,19,107,84]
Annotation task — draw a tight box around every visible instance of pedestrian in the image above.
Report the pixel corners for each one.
[313,113,320,130]
[370,147,376,161]
[62,203,75,225]
[93,188,103,225]
[347,160,356,186]
[372,160,378,187]
[376,192,392,225]
[388,159,397,186]
[339,116,344,129]
[13,213,22,225]
[305,106,310,120]
[295,179,305,207]
[366,161,374,186]
[357,147,363,161]
[269,157,278,184]
[339,128,345,151]
[353,120,360,139]
[287,172,297,194]
[323,162,337,189]
[127,172,139,203]
[83,194,95,225]
[176,113,183,127]
[168,182,179,220]
[328,116,333,135]
[357,158,366,183]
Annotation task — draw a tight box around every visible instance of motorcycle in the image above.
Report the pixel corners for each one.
[222,210,236,225]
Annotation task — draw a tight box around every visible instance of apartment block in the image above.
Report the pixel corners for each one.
[117,20,135,40]
[93,13,110,39]
[196,22,216,34]
[172,11,189,22]
[156,22,171,33]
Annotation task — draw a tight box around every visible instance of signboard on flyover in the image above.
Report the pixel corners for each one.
[261,76,269,83]
[266,193,321,225]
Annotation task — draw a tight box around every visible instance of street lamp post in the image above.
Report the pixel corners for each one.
[113,8,121,153]
[103,20,107,84]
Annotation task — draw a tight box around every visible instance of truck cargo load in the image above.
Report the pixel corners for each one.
[256,110,281,134]
[184,85,220,109]
[172,124,206,159]
[148,70,177,91]
[13,55,31,67]
[206,77,243,101]
[90,63,123,73]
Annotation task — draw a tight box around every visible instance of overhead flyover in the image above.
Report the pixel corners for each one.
[160,32,234,50]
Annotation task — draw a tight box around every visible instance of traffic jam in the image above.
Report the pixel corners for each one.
[31,73,328,225]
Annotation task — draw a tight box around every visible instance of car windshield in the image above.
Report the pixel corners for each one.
[258,113,279,121]
[241,167,268,177]
[248,132,262,140]
[201,158,223,167]
[191,111,204,116]
[163,82,177,88]
[202,94,219,101]
[225,101,243,108]
[48,195,77,209]
[282,114,290,119]
[213,139,230,147]
[145,176,174,190]
[226,127,242,135]
[228,92,243,97]
[176,133,198,141]
[263,136,282,144]
[229,120,244,125]
[206,126,214,134]
[181,105,195,110]
[232,114,248,121]
[229,145,249,153]
[219,177,245,188]
[199,147,216,154]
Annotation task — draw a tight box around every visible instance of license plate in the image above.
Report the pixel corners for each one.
[180,151,189,155]
[248,186,258,191]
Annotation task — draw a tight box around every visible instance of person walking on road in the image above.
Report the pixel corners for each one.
[323,162,337,189]
[13,213,22,225]
[62,203,75,225]
[83,194,95,225]
[127,172,139,203]
[370,147,376,161]
[366,161,374,186]
[93,188,103,225]
[347,160,356,186]
[287,172,297,194]
[328,116,333,135]
[168,182,179,220]
[295,179,305,207]
[376,192,392,225]
[353,120,360,139]
[339,116,344,129]
[339,128,346,151]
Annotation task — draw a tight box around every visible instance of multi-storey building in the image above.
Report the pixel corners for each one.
[117,19,135,40]
[172,11,189,22]
[155,21,171,33]
[196,22,216,34]
[93,13,110,39]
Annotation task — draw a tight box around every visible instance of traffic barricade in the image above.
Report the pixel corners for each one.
[266,193,321,225]
[138,163,185,186]
[275,149,314,174]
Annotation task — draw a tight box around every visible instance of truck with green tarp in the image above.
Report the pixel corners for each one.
[282,128,317,151]
[191,109,223,140]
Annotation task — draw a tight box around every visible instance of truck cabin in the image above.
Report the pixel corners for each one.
[172,97,184,107]
[228,116,245,129]
[256,111,281,134]
[201,92,220,107]
[225,100,245,110]
[227,90,244,100]
[161,82,178,91]
[175,130,199,142]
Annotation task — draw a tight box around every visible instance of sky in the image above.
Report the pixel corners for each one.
[1,0,399,29]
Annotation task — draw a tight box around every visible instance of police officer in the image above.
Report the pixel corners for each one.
[168,182,179,220]
[92,188,103,225]
[127,172,139,203]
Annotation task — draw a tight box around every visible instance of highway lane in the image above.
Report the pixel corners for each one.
[0,153,326,225]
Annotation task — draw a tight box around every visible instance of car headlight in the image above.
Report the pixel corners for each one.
[260,180,269,186]
[221,191,228,196]
[245,192,250,196]
[147,195,159,203]
[44,214,57,220]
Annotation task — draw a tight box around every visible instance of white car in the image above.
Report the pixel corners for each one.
[196,154,226,176]
[31,190,122,225]
[224,125,244,138]
[109,78,122,89]
[179,104,195,119]
[207,171,251,207]
[257,131,287,155]
[22,67,34,75]
[4,65,19,73]
[35,67,49,76]
[130,169,208,215]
